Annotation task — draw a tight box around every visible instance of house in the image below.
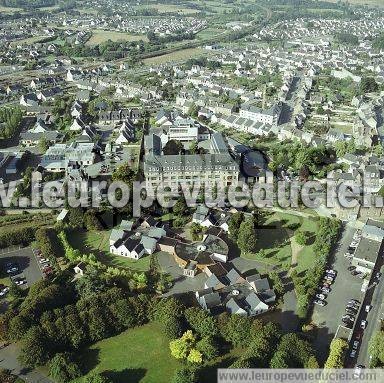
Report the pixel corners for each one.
[20,93,39,107]
[70,117,86,131]
[74,262,86,277]
[245,292,269,316]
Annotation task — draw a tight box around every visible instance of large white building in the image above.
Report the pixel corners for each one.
[143,132,239,190]
[239,102,282,125]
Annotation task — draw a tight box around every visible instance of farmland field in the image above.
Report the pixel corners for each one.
[143,47,205,65]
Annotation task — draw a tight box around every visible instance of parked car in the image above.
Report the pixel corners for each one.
[316,293,326,300]
[320,287,331,294]
[365,305,372,313]
[350,350,357,358]
[342,314,355,322]
[350,299,360,304]
[353,365,364,378]
[346,308,357,316]
[348,266,356,271]
[376,272,382,279]
[323,282,331,288]
[314,299,326,306]
[39,258,49,264]
[0,287,10,296]
[361,320,367,329]
[353,340,360,350]
[326,269,336,276]
[15,279,26,286]
[344,252,353,258]
[351,271,360,276]
[5,262,19,274]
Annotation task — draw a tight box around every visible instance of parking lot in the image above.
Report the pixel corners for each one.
[312,225,363,362]
[0,246,43,306]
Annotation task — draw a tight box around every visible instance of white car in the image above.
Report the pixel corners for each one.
[361,320,367,329]
[365,305,372,313]
[350,350,357,358]
[353,365,364,378]
[353,340,360,350]
[15,279,26,286]
[326,269,336,275]
[39,258,49,264]
[316,293,326,300]
[0,287,10,296]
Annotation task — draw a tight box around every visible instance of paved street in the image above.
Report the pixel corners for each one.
[355,254,384,367]
[0,343,52,383]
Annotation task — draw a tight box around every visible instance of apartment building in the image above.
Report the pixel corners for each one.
[143,132,239,190]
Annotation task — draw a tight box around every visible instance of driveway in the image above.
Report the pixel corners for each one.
[312,224,359,363]
[0,343,52,383]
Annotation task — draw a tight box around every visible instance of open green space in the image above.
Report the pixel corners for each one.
[75,322,180,383]
[75,321,243,383]
[86,30,148,46]
[241,211,319,272]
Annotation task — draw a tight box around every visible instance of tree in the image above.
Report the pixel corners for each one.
[111,162,136,186]
[19,326,50,368]
[187,349,203,364]
[189,140,199,154]
[184,307,218,338]
[368,331,384,367]
[68,207,84,228]
[237,217,257,254]
[228,212,244,241]
[48,353,81,383]
[221,314,252,348]
[169,330,202,363]
[163,139,183,155]
[9,282,24,299]
[188,103,199,118]
[229,358,253,368]
[190,222,205,241]
[38,136,49,152]
[360,77,378,94]
[295,231,309,246]
[196,336,219,360]
[324,338,348,368]
[171,366,199,383]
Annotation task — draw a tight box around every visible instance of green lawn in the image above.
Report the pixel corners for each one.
[242,211,319,272]
[75,322,181,383]
[68,230,151,272]
[75,322,243,383]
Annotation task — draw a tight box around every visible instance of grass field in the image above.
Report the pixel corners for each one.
[68,230,151,272]
[76,322,181,383]
[143,47,205,65]
[76,322,244,383]
[86,30,147,46]
[242,211,319,272]
[10,36,47,47]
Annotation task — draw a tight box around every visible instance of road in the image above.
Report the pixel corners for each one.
[0,343,52,383]
[355,254,384,367]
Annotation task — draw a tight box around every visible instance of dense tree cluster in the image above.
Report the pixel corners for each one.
[268,141,337,178]
[324,338,348,368]
[0,107,23,140]
[291,218,341,318]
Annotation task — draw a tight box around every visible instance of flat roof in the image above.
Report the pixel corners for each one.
[353,237,381,264]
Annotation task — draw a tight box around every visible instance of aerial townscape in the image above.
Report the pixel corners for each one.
[2,0,384,382]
